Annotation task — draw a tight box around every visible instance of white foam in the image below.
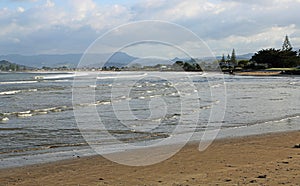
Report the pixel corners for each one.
[42,74,76,80]
[0,81,38,85]
[0,117,9,121]
[97,73,147,80]
[17,113,32,117]
[211,84,222,88]
[53,79,70,82]
[18,111,31,114]
[0,89,38,96]
[36,111,48,115]
[0,90,21,95]
[28,89,38,92]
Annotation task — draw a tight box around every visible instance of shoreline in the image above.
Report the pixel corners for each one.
[1,130,300,185]
[1,70,300,77]
[234,71,282,76]
[2,115,300,170]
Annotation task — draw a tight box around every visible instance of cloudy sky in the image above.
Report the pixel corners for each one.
[1,0,300,58]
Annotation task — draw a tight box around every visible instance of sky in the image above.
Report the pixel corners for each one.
[1,0,300,58]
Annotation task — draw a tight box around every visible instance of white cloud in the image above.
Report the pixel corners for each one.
[67,0,96,20]
[208,24,298,54]
[45,0,55,8]
[1,0,300,55]
[87,4,133,31]
[163,0,226,19]
[17,6,25,13]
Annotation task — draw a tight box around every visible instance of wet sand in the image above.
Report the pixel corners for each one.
[235,71,282,76]
[1,131,300,185]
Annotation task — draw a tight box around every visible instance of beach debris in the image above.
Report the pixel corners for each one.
[225,178,232,182]
[249,180,257,183]
[225,164,234,167]
[257,175,267,179]
[293,144,300,148]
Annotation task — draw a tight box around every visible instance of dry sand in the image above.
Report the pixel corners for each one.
[1,131,300,185]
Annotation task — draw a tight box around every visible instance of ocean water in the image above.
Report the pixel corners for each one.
[0,71,299,168]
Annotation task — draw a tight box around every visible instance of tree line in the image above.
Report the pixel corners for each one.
[219,35,300,71]
[250,35,300,68]
[0,61,23,71]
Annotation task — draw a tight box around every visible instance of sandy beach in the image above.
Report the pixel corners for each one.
[1,131,300,185]
[235,71,282,76]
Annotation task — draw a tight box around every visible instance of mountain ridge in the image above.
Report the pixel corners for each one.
[0,52,137,68]
[0,52,254,68]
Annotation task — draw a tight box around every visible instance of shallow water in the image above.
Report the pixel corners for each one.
[0,72,299,168]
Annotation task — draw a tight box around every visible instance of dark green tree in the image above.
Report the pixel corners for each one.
[174,61,184,66]
[231,48,237,65]
[226,54,231,63]
[172,61,202,71]
[238,60,250,68]
[193,63,202,71]
[9,64,16,71]
[251,48,281,68]
[183,62,193,71]
[172,61,184,71]
[279,49,299,67]
[282,35,292,51]
[250,48,300,68]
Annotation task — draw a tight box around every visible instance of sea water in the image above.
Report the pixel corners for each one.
[0,71,299,168]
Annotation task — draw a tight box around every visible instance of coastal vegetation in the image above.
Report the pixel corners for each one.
[219,35,300,74]
[0,60,26,71]
[250,36,300,68]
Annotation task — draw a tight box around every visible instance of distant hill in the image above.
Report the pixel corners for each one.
[66,52,138,68]
[0,52,138,68]
[236,53,254,60]
[215,53,254,61]
[0,52,255,69]
[171,53,254,63]
[0,60,34,71]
